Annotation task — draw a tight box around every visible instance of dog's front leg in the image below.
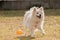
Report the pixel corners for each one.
[40,22,45,35]
[39,13,46,35]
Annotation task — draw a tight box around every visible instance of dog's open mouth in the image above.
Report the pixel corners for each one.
[37,14,41,19]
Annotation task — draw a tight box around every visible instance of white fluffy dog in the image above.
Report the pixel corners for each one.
[23,6,45,37]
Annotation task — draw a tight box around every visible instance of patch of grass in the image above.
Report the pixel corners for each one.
[45,9,60,16]
[0,10,25,17]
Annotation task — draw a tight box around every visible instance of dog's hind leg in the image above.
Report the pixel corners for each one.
[23,26,26,36]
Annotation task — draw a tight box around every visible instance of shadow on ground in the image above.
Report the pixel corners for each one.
[16,36,35,40]
[0,9,60,17]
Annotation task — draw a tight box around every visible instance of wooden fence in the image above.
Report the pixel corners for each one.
[0,0,60,10]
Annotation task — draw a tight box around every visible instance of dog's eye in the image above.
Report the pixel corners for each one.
[37,13,38,14]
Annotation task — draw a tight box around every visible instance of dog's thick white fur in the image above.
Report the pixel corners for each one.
[23,6,45,37]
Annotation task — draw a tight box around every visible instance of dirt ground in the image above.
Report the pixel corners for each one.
[0,9,60,40]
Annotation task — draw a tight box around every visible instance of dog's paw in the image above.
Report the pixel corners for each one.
[42,32,46,35]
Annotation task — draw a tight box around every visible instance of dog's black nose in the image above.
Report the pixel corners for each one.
[40,14,41,17]
[39,14,41,18]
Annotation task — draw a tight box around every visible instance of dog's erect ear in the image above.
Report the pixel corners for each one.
[30,7,37,12]
[39,7,44,11]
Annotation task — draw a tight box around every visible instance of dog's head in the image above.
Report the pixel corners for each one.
[31,7,44,19]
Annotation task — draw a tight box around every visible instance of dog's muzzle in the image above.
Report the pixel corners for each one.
[37,14,41,19]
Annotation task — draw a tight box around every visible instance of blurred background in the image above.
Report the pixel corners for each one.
[0,0,60,10]
[0,0,60,40]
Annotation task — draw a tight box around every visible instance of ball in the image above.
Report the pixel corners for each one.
[16,29,23,35]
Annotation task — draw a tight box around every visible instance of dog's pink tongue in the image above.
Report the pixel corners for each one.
[37,15,41,19]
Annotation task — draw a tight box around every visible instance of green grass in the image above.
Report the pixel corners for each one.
[0,9,60,40]
[0,10,25,17]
